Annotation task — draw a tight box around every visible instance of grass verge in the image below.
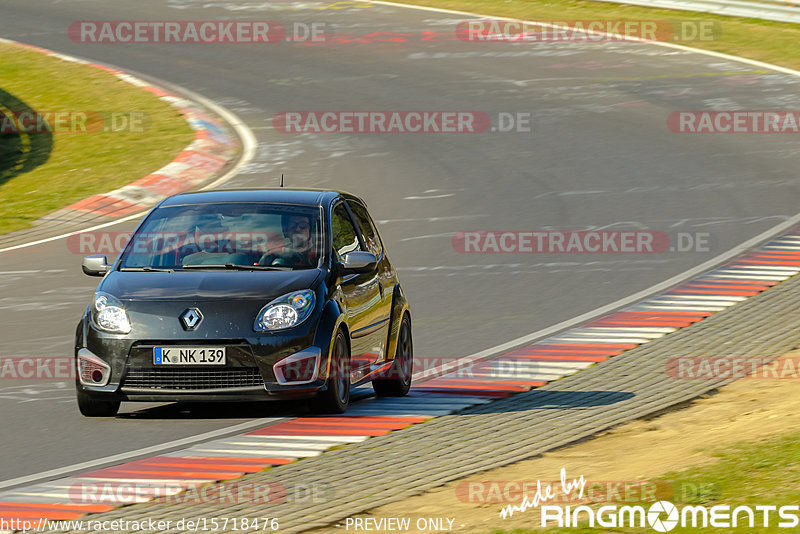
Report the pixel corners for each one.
[0,43,193,235]
[397,0,800,71]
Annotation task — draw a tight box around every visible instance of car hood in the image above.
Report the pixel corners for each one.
[99,268,323,302]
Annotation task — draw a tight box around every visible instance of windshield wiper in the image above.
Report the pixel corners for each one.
[181,264,291,271]
[119,267,175,272]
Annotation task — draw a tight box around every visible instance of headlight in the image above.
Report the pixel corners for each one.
[254,290,315,332]
[91,292,131,334]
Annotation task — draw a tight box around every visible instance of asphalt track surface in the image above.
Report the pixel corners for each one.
[2,0,800,483]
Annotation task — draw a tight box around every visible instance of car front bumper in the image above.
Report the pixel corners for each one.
[76,319,332,402]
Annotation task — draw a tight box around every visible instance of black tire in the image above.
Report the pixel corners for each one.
[373,315,412,397]
[311,330,350,414]
[76,389,120,417]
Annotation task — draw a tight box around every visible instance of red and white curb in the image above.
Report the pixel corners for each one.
[0,394,489,517]
[2,228,800,523]
[0,38,239,221]
[414,231,800,395]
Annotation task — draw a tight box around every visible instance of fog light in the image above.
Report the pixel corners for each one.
[77,349,111,387]
[273,347,321,385]
[278,358,316,382]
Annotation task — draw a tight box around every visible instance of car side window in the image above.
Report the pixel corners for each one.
[347,200,383,257]
[332,202,361,257]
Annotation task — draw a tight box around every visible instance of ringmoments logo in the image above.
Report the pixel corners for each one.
[535,502,800,530]
[501,468,800,531]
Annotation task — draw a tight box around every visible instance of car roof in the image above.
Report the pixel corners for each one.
[159,188,362,208]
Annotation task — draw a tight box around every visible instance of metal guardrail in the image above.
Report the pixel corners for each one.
[586,0,800,24]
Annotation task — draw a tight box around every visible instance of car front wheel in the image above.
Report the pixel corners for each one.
[76,389,120,417]
[311,330,351,413]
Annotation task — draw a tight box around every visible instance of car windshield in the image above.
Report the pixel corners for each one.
[118,202,323,271]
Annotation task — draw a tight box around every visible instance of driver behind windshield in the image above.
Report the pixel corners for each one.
[259,214,319,268]
[181,218,251,266]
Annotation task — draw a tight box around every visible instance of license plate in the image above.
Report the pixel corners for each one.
[154,347,226,365]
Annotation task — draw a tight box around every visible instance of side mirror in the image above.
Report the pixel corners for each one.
[339,251,377,275]
[82,255,110,276]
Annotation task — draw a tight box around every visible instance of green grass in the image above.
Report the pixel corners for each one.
[400,0,800,71]
[485,432,800,533]
[0,43,193,234]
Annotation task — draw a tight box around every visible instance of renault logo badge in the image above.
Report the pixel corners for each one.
[180,308,203,330]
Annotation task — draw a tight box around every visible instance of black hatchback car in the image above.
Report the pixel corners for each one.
[75,189,412,416]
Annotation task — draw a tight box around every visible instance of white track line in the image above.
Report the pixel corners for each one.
[732,266,800,272]
[215,440,343,451]
[577,327,677,333]
[647,299,740,306]
[541,337,653,344]
[241,434,369,443]
[706,274,787,281]
[0,417,285,490]
[632,305,726,312]
[489,361,594,371]
[665,297,745,302]
[717,269,796,275]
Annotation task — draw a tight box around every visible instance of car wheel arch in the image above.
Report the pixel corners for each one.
[316,299,351,380]
[384,283,411,363]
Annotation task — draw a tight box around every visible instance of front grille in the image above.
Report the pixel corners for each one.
[122,367,264,390]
